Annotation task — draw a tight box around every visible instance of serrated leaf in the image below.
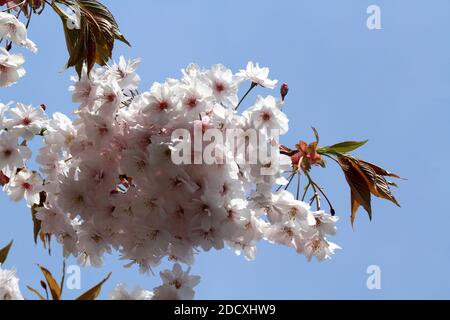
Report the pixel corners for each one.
[359,160,403,179]
[339,155,401,226]
[76,272,112,300]
[0,240,13,264]
[339,157,372,225]
[356,160,401,207]
[38,265,62,300]
[50,0,130,76]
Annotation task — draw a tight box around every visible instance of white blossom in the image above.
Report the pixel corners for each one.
[0,12,37,53]
[237,61,278,89]
[153,263,200,300]
[4,169,43,207]
[0,48,26,88]
[0,265,24,300]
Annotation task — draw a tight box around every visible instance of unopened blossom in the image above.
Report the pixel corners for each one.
[0,265,24,300]
[4,169,43,207]
[0,12,37,53]
[0,48,26,88]
[237,61,278,89]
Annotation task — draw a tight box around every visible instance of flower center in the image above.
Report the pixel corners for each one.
[106,93,116,103]
[158,100,169,110]
[3,149,12,157]
[186,96,198,109]
[21,182,32,190]
[214,82,225,93]
[261,112,271,121]
[22,117,32,126]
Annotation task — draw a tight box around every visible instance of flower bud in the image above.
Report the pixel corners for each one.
[280,83,289,101]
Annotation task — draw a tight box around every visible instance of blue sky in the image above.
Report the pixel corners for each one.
[1,0,450,299]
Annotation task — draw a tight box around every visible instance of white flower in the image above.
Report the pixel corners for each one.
[7,103,47,140]
[301,235,341,262]
[108,56,141,91]
[237,61,278,89]
[109,283,154,300]
[0,265,24,300]
[4,169,43,207]
[243,95,289,134]
[142,82,180,124]
[0,131,31,175]
[70,69,99,108]
[314,211,339,236]
[43,112,76,151]
[0,48,26,88]
[153,264,200,300]
[0,12,37,53]
[205,64,240,108]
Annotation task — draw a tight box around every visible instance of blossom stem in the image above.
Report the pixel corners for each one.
[301,182,311,202]
[235,82,257,110]
[304,170,321,210]
[276,172,294,192]
[311,180,335,215]
[0,1,26,13]
[321,153,340,165]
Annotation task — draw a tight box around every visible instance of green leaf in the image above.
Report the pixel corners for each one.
[323,140,369,154]
[38,265,62,301]
[0,240,13,265]
[76,272,112,300]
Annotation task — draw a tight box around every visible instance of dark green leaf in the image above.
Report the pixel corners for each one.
[0,240,13,264]
[76,272,112,300]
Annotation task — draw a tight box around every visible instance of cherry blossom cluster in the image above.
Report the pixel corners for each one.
[0,11,37,88]
[0,57,340,299]
[0,262,198,300]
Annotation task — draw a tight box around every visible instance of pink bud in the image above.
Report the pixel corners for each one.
[281,83,289,101]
